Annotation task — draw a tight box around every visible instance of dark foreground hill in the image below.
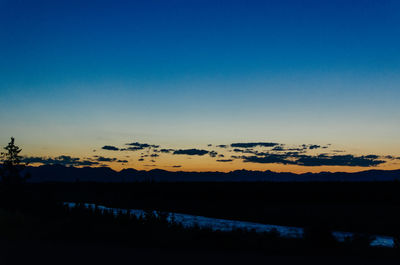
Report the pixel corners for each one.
[21,164,400,182]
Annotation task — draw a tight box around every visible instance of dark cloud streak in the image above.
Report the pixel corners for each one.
[22,156,99,167]
[102,145,119,151]
[231,142,279,148]
[173,149,209,156]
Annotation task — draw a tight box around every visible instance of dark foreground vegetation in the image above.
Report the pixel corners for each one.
[2,181,400,264]
[1,195,400,264]
[27,181,400,237]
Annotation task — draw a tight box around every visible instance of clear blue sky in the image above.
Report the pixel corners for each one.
[1,0,399,172]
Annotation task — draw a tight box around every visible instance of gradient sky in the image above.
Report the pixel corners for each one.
[1,0,399,172]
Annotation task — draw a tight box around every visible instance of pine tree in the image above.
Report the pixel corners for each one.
[0,137,28,185]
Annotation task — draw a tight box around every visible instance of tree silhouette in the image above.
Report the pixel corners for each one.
[0,137,29,185]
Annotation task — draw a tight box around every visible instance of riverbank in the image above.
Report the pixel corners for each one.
[1,201,400,259]
[65,202,395,248]
[20,181,400,236]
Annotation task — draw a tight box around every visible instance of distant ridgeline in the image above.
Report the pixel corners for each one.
[6,164,400,182]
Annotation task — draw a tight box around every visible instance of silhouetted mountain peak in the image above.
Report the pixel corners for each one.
[15,164,400,183]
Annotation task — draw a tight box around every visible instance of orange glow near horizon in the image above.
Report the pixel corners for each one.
[106,161,400,174]
[16,139,400,174]
[26,154,400,174]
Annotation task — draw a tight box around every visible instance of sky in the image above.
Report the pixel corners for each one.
[0,0,399,173]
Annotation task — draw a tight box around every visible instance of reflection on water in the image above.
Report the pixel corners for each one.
[64,202,394,248]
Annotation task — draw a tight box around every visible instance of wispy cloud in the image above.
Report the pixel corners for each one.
[216,159,233,162]
[230,142,279,148]
[23,156,99,166]
[241,153,385,167]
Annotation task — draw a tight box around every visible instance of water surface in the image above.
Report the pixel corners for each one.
[64,202,394,248]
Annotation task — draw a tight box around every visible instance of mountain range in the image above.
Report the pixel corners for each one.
[18,165,400,183]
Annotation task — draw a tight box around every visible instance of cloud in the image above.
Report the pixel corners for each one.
[384,155,400,160]
[121,147,143,151]
[271,144,319,152]
[271,143,331,152]
[241,153,385,167]
[172,165,182,168]
[160,149,173,153]
[295,154,385,167]
[79,140,396,169]
[23,155,129,166]
[271,146,285,151]
[22,156,99,167]
[102,145,119,151]
[232,148,257,154]
[216,159,233,162]
[332,150,345,153]
[364,155,379,159]
[231,142,279,148]
[126,142,159,149]
[120,142,160,151]
[92,156,127,163]
[242,154,290,165]
[93,156,117,162]
[209,151,218,157]
[173,149,209,156]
